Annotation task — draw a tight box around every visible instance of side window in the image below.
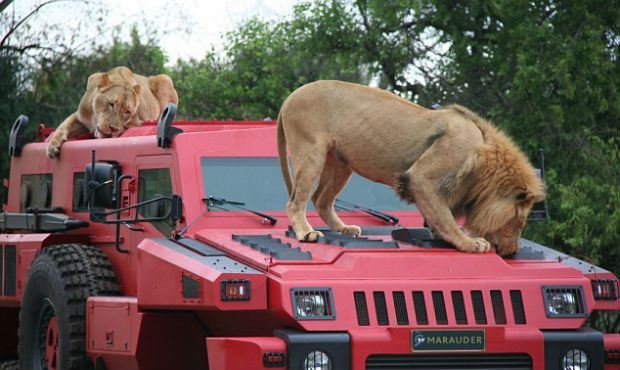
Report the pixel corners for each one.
[21,174,53,211]
[138,168,173,236]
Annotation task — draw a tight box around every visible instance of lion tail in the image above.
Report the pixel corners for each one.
[277,112,293,195]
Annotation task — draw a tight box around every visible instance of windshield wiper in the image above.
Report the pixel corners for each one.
[206,196,277,225]
[335,198,399,225]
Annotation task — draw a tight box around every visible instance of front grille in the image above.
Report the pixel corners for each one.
[353,289,527,326]
[393,291,409,325]
[412,291,428,325]
[431,291,448,325]
[471,290,487,324]
[510,290,526,324]
[354,292,370,326]
[373,291,389,325]
[491,290,507,324]
[451,291,467,324]
[366,353,533,369]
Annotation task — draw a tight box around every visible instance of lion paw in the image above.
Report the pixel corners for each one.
[46,132,66,158]
[300,230,324,243]
[458,237,491,253]
[46,141,61,158]
[339,225,361,237]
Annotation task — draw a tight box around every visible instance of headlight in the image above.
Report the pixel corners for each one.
[292,288,336,320]
[542,286,587,317]
[304,350,332,370]
[562,348,590,370]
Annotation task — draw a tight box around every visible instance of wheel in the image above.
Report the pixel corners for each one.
[18,244,119,370]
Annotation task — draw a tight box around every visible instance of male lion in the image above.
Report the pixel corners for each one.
[46,66,178,158]
[277,80,545,255]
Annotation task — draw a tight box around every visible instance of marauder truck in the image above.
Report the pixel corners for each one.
[0,105,618,370]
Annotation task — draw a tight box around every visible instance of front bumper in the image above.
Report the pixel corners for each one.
[206,327,619,370]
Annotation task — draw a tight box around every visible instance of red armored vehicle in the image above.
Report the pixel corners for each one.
[0,105,618,370]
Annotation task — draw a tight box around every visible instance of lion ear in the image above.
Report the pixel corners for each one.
[96,73,109,90]
[133,84,142,96]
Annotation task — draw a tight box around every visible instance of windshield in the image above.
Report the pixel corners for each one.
[201,157,411,211]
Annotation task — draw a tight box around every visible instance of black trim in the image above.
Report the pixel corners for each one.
[543,328,603,370]
[490,290,507,324]
[431,291,448,325]
[157,103,183,147]
[353,291,370,326]
[274,329,350,370]
[471,290,487,324]
[366,353,532,369]
[412,291,429,325]
[373,291,389,325]
[233,234,312,260]
[182,274,200,298]
[4,245,16,296]
[391,228,455,249]
[8,115,29,157]
[393,291,409,325]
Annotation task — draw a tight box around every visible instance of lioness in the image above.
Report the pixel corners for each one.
[277,80,545,255]
[46,66,178,158]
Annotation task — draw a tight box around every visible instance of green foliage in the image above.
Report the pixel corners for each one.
[170,1,368,120]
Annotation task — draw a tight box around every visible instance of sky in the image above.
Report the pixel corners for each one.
[7,0,298,63]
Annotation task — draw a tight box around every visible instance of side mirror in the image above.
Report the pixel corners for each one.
[170,194,182,223]
[84,162,119,209]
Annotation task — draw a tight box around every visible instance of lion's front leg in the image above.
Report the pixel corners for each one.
[403,147,491,253]
[46,113,88,158]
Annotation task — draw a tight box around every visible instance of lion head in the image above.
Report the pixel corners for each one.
[463,131,545,256]
[91,67,142,138]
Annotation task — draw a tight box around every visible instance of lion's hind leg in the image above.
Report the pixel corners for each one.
[311,153,361,237]
[287,143,327,242]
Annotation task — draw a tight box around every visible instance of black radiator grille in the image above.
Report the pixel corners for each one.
[353,289,526,327]
[4,245,16,297]
[393,291,409,325]
[412,291,428,325]
[491,290,507,324]
[366,353,533,369]
[373,291,389,325]
[471,290,488,324]
[510,290,526,324]
[431,291,448,325]
[451,291,468,325]
[354,292,370,326]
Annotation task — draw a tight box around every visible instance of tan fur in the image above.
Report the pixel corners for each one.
[46,66,178,158]
[277,80,544,255]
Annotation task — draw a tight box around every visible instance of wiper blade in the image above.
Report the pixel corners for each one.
[206,196,277,225]
[335,198,399,225]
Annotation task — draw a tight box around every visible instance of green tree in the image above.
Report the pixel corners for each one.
[171,1,369,120]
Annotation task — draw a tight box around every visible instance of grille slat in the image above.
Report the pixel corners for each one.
[412,291,428,325]
[451,291,468,325]
[392,291,409,325]
[491,290,507,324]
[510,290,526,324]
[366,353,533,370]
[354,292,370,326]
[431,291,448,325]
[373,291,389,325]
[471,290,488,324]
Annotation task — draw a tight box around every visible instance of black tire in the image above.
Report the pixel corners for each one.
[18,244,119,370]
